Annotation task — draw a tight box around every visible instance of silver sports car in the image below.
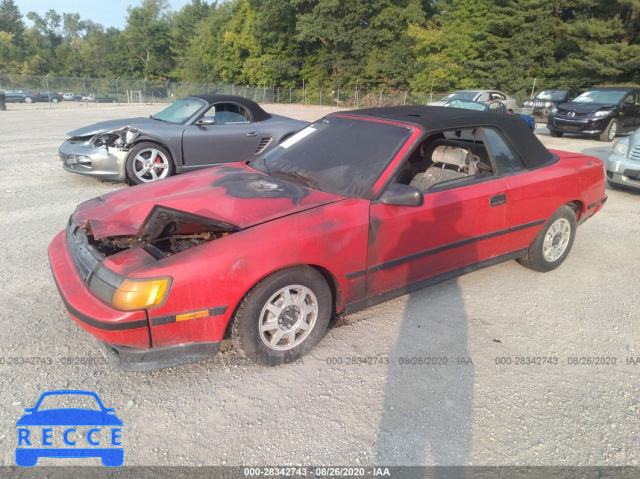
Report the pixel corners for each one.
[59,94,309,184]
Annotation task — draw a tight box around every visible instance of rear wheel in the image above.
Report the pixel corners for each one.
[125,142,173,185]
[51,97,59,103]
[24,96,33,103]
[517,205,577,272]
[599,119,619,142]
[232,266,332,365]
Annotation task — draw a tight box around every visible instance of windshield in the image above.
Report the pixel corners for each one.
[250,116,412,198]
[37,394,101,411]
[443,99,487,111]
[535,90,567,101]
[573,90,627,105]
[443,91,478,101]
[152,97,207,124]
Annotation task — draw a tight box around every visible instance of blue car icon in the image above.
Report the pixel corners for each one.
[16,390,123,467]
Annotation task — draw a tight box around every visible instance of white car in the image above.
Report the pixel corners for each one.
[63,92,82,101]
[429,90,519,112]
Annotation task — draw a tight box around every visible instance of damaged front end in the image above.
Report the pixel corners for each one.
[68,205,239,312]
[59,127,141,181]
[87,205,239,259]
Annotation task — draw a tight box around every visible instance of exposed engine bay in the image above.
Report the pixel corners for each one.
[85,205,239,259]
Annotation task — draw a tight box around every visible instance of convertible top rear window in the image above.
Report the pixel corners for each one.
[251,116,412,198]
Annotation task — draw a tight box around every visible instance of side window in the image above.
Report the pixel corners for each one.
[202,103,251,124]
[483,128,525,175]
[402,128,495,191]
[476,92,490,102]
[623,92,637,105]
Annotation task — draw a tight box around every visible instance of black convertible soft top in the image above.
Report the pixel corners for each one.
[190,94,272,122]
[342,105,554,169]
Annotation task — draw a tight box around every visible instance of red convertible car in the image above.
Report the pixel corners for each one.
[48,107,607,370]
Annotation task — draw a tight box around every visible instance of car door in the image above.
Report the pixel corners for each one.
[366,129,510,296]
[620,91,640,129]
[181,102,262,167]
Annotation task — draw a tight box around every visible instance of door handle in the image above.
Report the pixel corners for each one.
[490,193,507,206]
[246,132,258,136]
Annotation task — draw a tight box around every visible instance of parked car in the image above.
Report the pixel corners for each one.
[429,90,518,112]
[37,90,64,103]
[63,92,83,101]
[83,94,118,103]
[3,89,40,103]
[49,106,607,370]
[547,87,640,141]
[606,127,640,190]
[523,89,582,119]
[59,94,309,185]
[443,99,536,130]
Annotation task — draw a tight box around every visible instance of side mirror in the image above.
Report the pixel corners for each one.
[379,183,423,207]
[24,408,34,413]
[196,118,216,126]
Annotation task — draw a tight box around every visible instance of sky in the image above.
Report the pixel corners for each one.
[15,0,195,30]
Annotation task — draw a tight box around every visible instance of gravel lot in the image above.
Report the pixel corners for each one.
[0,102,639,469]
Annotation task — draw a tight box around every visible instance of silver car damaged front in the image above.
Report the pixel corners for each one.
[59,127,140,181]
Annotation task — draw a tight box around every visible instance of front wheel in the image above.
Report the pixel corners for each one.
[24,96,33,103]
[549,128,563,138]
[51,98,59,103]
[599,119,619,142]
[125,142,173,185]
[517,205,577,272]
[232,266,332,365]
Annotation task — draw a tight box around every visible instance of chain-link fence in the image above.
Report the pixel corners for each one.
[0,73,470,108]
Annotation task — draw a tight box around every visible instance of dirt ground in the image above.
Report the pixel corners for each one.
[0,102,639,468]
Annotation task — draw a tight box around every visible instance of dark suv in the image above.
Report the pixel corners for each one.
[523,89,582,119]
[547,87,640,142]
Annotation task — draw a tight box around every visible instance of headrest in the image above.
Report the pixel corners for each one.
[431,145,469,169]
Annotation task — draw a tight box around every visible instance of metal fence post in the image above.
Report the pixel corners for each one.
[116,77,120,103]
[379,90,383,107]
[45,73,51,108]
[277,87,280,103]
[403,91,408,105]
[337,88,340,106]
[319,88,323,106]
[289,87,292,104]
[83,75,87,106]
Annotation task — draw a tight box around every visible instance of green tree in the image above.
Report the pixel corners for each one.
[122,0,174,78]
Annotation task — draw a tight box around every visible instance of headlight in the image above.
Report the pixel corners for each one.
[594,110,612,117]
[111,277,171,311]
[550,107,558,115]
[90,133,119,147]
[125,128,139,144]
[524,101,531,106]
[611,141,627,157]
[544,102,551,107]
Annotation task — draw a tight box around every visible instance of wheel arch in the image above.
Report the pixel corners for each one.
[223,263,342,338]
[565,200,584,220]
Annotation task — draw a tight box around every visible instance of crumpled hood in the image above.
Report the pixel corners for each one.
[67,117,169,137]
[73,162,345,239]
[557,102,617,114]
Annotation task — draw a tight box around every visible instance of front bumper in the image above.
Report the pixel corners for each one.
[605,154,640,190]
[48,230,151,348]
[547,116,608,135]
[97,340,220,371]
[59,140,127,181]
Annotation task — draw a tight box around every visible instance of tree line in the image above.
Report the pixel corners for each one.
[0,0,638,96]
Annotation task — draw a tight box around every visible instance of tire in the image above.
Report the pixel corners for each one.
[599,119,619,142]
[232,266,332,365]
[51,98,59,103]
[517,205,577,272]
[549,129,563,138]
[125,142,173,185]
[24,96,33,103]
